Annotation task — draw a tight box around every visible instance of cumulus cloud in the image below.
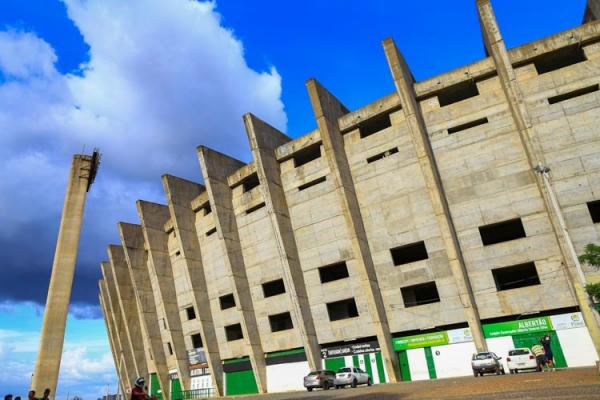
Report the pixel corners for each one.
[0,0,286,312]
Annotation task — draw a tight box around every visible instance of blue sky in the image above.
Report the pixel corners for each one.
[0,0,586,397]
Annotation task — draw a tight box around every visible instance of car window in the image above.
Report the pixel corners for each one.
[509,349,529,356]
[339,367,352,373]
[308,371,319,376]
[473,353,491,360]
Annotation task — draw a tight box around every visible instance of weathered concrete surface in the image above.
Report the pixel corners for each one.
[99,285,127,395]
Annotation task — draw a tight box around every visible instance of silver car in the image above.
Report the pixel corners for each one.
[303,370,335,391]
[471,351,505,376]
[334,367,372,388]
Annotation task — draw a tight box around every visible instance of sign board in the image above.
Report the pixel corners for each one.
[188,348,207,365]
[550,312,585,331]
[392,332,448,351]
[447,327,473,344]
[482,316,552,338]
[321,340,380,358]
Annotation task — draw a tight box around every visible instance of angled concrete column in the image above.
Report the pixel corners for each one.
[108,244,148,379]
[306,79,400,383]
[101,262,137,390]
[586,0,600,21]
[119,223,170,400]
[382,38,486,352]
[477,0,600,355]
[137,201,191,390]
[243,113,322,371]
[99,287,127,395]
[162,174,224,396]
[197,146,267,393]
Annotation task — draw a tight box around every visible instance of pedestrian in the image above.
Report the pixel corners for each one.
[131,377,147,400]
[27,391,35,400]
[41,389,50,400]
[531,343,547,371]
[541,332,555,371]
[5,395,13,400]
[15,396,21,400]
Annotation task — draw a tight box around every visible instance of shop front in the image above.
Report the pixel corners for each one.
[321,340,388,384]
[168,370,181,400]
[223,356,259,396]
[265,348,309,392]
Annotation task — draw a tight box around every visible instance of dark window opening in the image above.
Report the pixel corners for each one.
[587,200,600,223]
[225,323,244,341]
[437,80,479,107]
[366,147,399,164]
[326,298,359,321]
[194,202,212,216]
[242,173,260,192]
[492,262,541,291]
[447,117,489,134]
[293,143,322,167]
[391,241,428,266]
[206,227,217,236]
[532,45,587,75]
[479,218,526,246]
[175,250,181,257]
[269,312,294,332]
[359,113,392,138]
[186,306,196,320]
[401,282,440,308]
[298,176,326,191]
[319,262,350,283]
[246,202,266,214]
[219,294,236,310]
[191,333,203,349]
[548,84,599,105]
[167,342,173,355]
[262,278,286,298]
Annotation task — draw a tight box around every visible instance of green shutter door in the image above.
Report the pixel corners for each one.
[398,350,411,381]
[375,352,386,383]
[225,369,259,395]
[511,331,567,368]
[363,354,373,381]
[150,373,162,399]
[170,378,182,400]
[325,357,346,372]
[424,347,437,379]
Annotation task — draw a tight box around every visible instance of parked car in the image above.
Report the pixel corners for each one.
[507,348,541,374]
[303,370,336,391]
[334,366,372,388]
[471,351,505,376]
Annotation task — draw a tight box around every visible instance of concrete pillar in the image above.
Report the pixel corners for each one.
[586,0,600,22]
[99,287,127,395]
[108,245,148,379]
[306,79,400,383]
[137,201,191,390]
[382,38,487,352]
[101,262,138,391]
[119,223,171,400]
[197,146,267,393]
[32,153,98,395]
[162,174,225,396]
[477,0,600,355]
[243,113,322,371]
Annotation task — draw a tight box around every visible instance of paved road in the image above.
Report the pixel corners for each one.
[224,367,600,399]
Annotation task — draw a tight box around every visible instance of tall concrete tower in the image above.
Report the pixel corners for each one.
[31,151,100,396]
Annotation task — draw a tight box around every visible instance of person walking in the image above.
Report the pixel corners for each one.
[541,332,555,371]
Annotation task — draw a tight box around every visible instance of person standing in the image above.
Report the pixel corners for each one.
[541,333,555,371]
[531,343,547,371]
[40,389,50,400]
[131,377,147,400]
[27,391,35,400]
[5,394,13,400]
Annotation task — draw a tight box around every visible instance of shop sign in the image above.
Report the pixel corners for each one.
[188,348,207,365]
[550,312,585,331]
[482,316,552,338]
[447,327,473,344]
[392,332,448,351]
[191,367,210,377]
[321,340,380,358]
[168,370,178,380]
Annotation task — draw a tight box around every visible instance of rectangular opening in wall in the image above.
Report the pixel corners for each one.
[175,250,181,257]
[206,227,217,237]
[326,298,359,321]
[319,262,350,283]
[492,262,541,291]
[269,312,294,332]
[167,342,173,355]
[262,278,285,298]
[186,306,196,320]
[225,323,244,341]
[366,147,399,164]
[298,176,326,191]
[532,45,587,74]
[479,218,526,246]
[191,333,203,349]
[587,200,600,223]
[401,281,440,308]
[447,117,489,134]
[194,202,212,216]
[219,293,236,310]
[242,173,260,192]
[246,202,266,214]
[391,241,428,266]
[547,84,599,105]
[293,143,321,167]
[437,80,479,107]
[359,113,392,138]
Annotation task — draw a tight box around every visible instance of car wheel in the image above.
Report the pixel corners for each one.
[307,387,313,392]
[473,370,478,377]
[514,369,518,374]
[495,367,501,375]
[479,372,484,377]
[351,379,358,388]
[367,377,372,386]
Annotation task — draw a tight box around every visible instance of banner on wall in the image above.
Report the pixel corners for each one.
[482,316,552,338]
[550,312,586,330]
[321,340,380,358]
[392,332,448,350]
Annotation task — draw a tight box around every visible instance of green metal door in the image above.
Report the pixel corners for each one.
[170,378,182,400]
[397,350,411,381]
[512,331,567,368]
[424,347,437,379]
[150,373,162,399]
[225,369,259,395]
[324,357,346,372]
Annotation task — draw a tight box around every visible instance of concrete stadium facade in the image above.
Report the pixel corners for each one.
[100,1,600,397]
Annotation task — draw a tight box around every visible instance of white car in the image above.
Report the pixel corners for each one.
[507,348,541,374]
[334,367,372,388]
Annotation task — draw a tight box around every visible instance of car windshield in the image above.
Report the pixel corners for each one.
[308,371,321,376]
[474,353,492,360]
[338,367,352,373]
[509,349,529,356]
